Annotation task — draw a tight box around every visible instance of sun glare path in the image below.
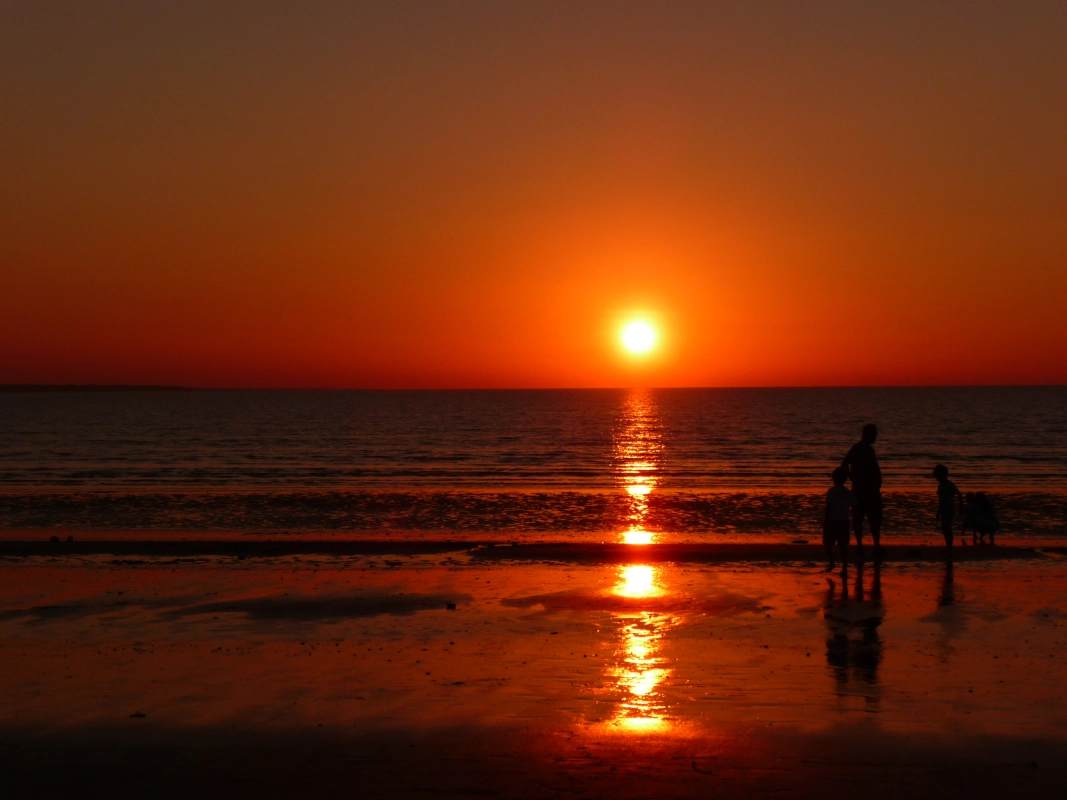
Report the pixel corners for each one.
[622,528,654,545]
[621,321,655,353]
[610,611,677,733]
[614,392,662,545]
[615,565,661,598]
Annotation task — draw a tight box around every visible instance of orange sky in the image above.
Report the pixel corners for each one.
[2,2,1065,388]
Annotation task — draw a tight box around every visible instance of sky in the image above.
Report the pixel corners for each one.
[2,1,1066,388]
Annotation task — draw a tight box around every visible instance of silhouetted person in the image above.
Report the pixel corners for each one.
[823,467,854,571]
[932,463,961,554]
[960,491,997,545]
[841,423,883,559]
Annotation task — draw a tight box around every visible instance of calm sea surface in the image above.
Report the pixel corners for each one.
[1,388,1064,538]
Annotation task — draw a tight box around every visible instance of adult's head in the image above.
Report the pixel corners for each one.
[862,423,878,444]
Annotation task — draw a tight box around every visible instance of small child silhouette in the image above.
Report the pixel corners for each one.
[824,467,855,571]
[974,492,999,545]
[961,491,1000,545]
[932,464,961,553]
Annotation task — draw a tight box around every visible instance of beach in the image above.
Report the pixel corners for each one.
[2,538,1066,797]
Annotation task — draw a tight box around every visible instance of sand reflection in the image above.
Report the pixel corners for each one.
[614,390,663,545]
[608,564,677,731]
[824,564,884,707]
[615,565,663,599]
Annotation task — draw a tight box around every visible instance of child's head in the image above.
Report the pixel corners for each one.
[832,467,847,486]
[933,463,949,481]
[965,491,975,503]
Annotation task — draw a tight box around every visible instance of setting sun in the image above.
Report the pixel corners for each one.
[622,322,656,354]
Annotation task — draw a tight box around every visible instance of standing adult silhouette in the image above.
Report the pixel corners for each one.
[841,423,883,558]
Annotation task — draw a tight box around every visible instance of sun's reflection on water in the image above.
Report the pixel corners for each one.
[621,529,654,545]
[599,392,678,732]
[614,391,663,545]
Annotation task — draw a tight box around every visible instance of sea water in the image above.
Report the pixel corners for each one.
[0,387,1064,538]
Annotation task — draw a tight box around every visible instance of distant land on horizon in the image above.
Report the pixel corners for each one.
[0,385,193,393]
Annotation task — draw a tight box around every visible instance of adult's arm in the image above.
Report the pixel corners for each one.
[840,444,856,472]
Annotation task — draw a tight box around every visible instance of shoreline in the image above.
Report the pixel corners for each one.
[0,536,1061,562]
[2,489,1062,541]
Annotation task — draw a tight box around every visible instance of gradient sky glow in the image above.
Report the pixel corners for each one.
[2,1,1066,387]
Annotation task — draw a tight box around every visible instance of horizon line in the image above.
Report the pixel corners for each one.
[1,383,1064,393]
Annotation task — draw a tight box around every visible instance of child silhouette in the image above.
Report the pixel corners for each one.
[824,467,855,571]
[932,464,961,553]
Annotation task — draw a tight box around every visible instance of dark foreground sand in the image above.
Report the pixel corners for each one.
[1,539,1066,797]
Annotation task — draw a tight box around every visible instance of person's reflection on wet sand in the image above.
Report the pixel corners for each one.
[939,561,954,608]
[824,563,884,703]
[927,560,966,656]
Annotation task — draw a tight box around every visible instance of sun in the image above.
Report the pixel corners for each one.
[622,321,655,354]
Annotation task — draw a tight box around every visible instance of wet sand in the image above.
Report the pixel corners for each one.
[2,542,1066,797]
[0,534,1059,561]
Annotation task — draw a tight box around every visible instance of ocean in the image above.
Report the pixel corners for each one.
[1,387,1064,539]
